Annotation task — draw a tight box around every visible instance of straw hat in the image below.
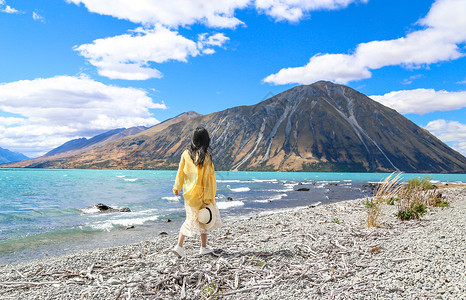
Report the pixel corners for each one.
[198,203,215,229]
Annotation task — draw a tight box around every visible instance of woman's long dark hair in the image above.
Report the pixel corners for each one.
[188,127,211,166]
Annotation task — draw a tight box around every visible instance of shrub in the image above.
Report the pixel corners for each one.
[426,190,449,207]
[331,217,340,224]
[396,202,426,220]
[407,176,434,191]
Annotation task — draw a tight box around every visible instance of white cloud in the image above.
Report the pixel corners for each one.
[255,0,368,22]
[370,89,466,115]
[32,12,45,22]
[401,74,423,85]
[0,117,27,126]
[197,32,230,54]
[425,119,466,156]
[66,0,249,28]
[0,75,166,157]
[75,26,229,80]
[264,0,466,84]
[1,4,18,13]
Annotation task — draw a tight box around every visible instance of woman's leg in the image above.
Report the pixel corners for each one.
[178,232,185,247]
[200,233,207,247]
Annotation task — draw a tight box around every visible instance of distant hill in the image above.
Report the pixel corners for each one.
[0,147,28,164]
[3,83,466,172]
[4,112,201,168]
[45,127,147,157]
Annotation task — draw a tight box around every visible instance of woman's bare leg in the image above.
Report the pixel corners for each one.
[178,232,185,247]
[200,233,207,247]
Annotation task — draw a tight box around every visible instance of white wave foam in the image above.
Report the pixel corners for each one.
[89,215,159,231]
[116,175,126,178]
[282,183,297,191]
[217,180,247,183]
[162,196,181,201]
[252,179,278,182]
[254,194,287,203]
[272,193,287,200]
[124,178,138,182]
[80,207,101,214]
[229,187,251,192]
[216,201,244,210]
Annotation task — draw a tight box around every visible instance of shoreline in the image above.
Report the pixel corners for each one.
[0,187,464,299]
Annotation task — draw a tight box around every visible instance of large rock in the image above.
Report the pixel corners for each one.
[93,203,131,213]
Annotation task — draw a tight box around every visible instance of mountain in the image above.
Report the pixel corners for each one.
[4,112,201,168]
[4,82,466,172]
[0,147,28,164]
[45,127,147,157]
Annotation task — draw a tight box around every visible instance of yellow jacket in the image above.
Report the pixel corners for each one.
[173,150,217,209]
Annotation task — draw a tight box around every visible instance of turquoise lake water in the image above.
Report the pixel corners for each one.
[1,168,465,265]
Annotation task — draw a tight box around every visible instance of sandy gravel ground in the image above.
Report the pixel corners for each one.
[0,187,464,299]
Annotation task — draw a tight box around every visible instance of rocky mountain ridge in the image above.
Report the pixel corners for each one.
[4,82,466,173]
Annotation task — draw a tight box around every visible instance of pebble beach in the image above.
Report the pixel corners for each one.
[0,187,464,299]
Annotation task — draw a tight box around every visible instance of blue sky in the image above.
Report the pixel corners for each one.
[0,0,465,158]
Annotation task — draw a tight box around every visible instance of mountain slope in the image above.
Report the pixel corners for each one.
[45,127,147,157]
[5,82,466,172]
[0,147,28,164]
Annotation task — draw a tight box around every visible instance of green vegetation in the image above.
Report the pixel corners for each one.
[201,281,219,299]
[366,174,450,223]
[407,176,434,190]
[331,217,341,224]
[426,190,449,207]
[396,202,427,220]
[436,200,449,208]
[386,197,398,205]
[301,162,367,172]
[365,197,375,208]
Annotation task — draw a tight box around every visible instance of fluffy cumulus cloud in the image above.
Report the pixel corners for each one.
[69,0,370,80]
[66,0,249,28]
[67,0,368,27]
[74,27,229,80]
[0,75,166,157]
[255,0,368,22]
[370,89,466,115]
[264,0,466,84]
[425,120,466,155]
[0,0,19,14]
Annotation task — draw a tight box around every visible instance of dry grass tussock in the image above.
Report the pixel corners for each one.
[366,173,403,227]
[366,174,450,225]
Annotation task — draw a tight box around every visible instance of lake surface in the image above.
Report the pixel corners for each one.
[1,168,465,265]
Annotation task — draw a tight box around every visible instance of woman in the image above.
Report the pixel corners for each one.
[172,127,222,257]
